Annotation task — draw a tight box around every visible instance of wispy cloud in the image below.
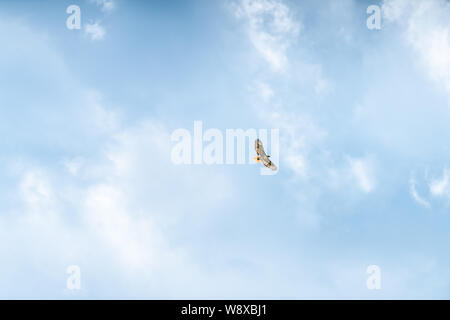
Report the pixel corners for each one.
[382,0,450,95]
[90,0,116,13]
[409,177,431,208]
[85,22,106,41]
[234,0,300,72]
[1,119,236,296]
[3,0,450,299]
[409,168,450,208]
[236,0,328,181]
[234,0,374,231]
[429,168,450,198]
[347,157,376,193]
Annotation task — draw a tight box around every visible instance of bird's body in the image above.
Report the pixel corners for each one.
[254,139,277,171]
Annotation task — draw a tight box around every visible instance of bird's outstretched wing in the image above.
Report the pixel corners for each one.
[254,139,277,171]
[255,139,265,157]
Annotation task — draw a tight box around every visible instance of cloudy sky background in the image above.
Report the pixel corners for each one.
[1,0,450,298]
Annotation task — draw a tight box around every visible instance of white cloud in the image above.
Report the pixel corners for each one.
[234,0,300,71]
[407,168,450,208]
[82,184,165,270]
[382,0,450,94]
[63,157,85,176]
[85,22,106,41]
[90,0,116,13]
[237,1,331,182]
[347,157,375,193]
[0,18,235,293]
[0,119,236,296]
[382,0,411,22]
[409,177,431,208]
[429,168,450,198]
[85,91,120,132]
[0,16,234,288]
[19,170,54,210]
[236,1,370,229]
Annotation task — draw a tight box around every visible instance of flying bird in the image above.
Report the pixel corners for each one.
[254,139,277,171]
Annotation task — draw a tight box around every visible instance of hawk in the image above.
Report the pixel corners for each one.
[254,139,277,171]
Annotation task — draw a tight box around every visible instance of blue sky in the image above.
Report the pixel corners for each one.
[1,0,450,299]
